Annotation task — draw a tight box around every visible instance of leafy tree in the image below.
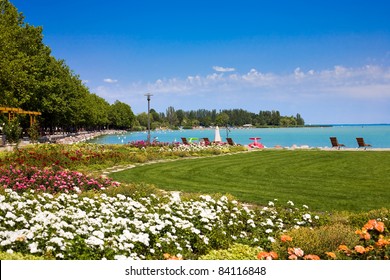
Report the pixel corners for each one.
[108,100,135,129]
[176,109,185,126]
[215,112,230,126]
[136,112,148,128]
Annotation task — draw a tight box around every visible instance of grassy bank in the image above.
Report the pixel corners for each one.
[110,150,390,212]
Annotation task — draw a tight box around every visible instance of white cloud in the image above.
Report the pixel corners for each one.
[103,78,118,83]
[94,65,390,122]
[213,66,236,72]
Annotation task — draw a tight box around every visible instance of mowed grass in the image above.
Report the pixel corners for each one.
[110,150,390,212]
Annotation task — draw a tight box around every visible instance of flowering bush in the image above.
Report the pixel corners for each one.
[0,165,120,194]
[248,199,325,250]
[256,219,390,260]
[0,189,322,260]
[336,219,390,260]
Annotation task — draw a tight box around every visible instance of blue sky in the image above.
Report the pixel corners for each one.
[11,0,390,124]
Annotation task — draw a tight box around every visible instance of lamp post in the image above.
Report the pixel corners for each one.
[144,93,153,143]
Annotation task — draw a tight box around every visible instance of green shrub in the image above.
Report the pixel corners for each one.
[0,251,47,260]
[199,243,261,260]
[346,208,390,229]
[272,223,359,259]
[103,182,162,198]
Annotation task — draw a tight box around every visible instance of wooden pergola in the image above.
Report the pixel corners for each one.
[0,107,41,126]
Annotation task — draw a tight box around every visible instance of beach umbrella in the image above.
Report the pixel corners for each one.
[214,126,222,142]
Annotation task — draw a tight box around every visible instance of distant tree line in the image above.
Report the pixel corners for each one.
[0,0,304,137]
[135,107,305,130]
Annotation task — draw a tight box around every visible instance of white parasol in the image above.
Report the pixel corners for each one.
[214,126,222,142]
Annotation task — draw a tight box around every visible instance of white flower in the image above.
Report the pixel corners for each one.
[29,242,40,253]
[268,201,274,207]
[56,253,64,259]
[265,229,273,233]
[85,236,104,246]
[287,200,294,206]
[5,211,17,220]
[268,236,276,243]
[93,230,105,239]
[302,213,311,221]
[266,218,274,226]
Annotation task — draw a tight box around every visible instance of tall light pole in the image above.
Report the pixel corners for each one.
[144,93,153,143]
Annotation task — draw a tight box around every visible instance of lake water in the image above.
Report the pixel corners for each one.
[87,124,390,148]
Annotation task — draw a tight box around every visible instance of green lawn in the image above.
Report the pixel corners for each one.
[110,150,390,212]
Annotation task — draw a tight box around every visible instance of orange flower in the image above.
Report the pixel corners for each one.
[375,221,385,233]
[257,251,278,260]
[338,245,350,252]
[325,252,337,259]
[363,219,385,232]
[355,229,371,240]
[288,247,304,257]
[280,235,293,242]
[163,253,183,260]
[375,238,390,248]
[303,254,320,260]
[269,251,278,260]
[363,219,376,230]
[354,245,366,254]
[257,251,269,260]
[288,254,298,260]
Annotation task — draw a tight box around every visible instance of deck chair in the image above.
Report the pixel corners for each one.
[202,138,211,145]
[330,137,345,149]
[226,137,236,145]
[356,137,372,150]
[181,137,189,145]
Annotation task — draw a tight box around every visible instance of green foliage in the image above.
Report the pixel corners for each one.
[27,122,40,143]
[103,182,162,199]
[199,243,261,260]
[3,118,22,144]
[272,223,359,259]
[109,100,135,129]
[0,251,48,260]
[344,208,390,229]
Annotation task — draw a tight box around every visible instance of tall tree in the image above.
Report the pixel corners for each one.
[108,100,135,129]
[166,106,178,126]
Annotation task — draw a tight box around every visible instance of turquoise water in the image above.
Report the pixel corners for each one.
[87,125,390,148]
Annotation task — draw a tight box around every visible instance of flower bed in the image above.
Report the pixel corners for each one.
[0,143,246,171]
[0,165,120,194]
[0,189,320,260]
